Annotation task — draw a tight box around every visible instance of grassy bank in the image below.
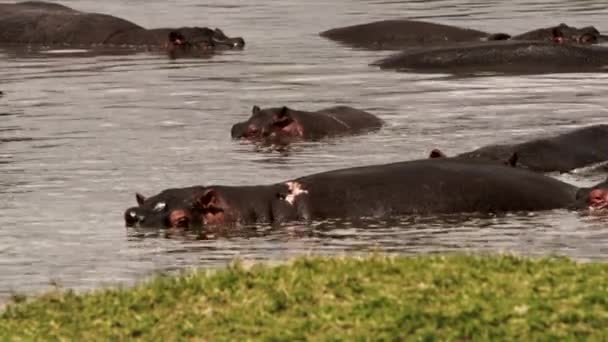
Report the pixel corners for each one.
[2,254,608,340]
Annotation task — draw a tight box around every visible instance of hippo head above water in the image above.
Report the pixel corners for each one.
[165,28,245,55]
[123,186,205,229]
[588,188,608,214]
[489,23,601,45]
[231,106,304,142]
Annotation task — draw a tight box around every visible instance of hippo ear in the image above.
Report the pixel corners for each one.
[429,149,447,159]
[273,106,293,126]
[195,189,224,210]
[252,105,261,115]
[579,33,598,44]
[505,152,518,167]
[552,28,563,37]
[136,193,146,206]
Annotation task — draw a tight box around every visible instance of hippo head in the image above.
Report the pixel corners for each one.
[166,27,244,56]
[209,28,245,49]
[231,106,305,142]
[551,24,600,44]
[123,186,205,229]
[588,188,608,213]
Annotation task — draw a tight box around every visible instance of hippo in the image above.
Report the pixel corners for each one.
[124,158,608,229]
[372,40,608,75]
[320,19,490,50]
[490,23,601,45]
[0,2,244,55]
[230,105,384,144]
[124,186,205,228]
[319,19,604,50]
[429,125,608,173]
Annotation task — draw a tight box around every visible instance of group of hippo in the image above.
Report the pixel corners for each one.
[321,19,608,74]
[126,123,608,229]
[1,2,607,229]
[2,2,608,74]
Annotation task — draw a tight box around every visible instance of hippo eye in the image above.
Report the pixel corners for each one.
[128,211,137,218]
[153,202,167,212]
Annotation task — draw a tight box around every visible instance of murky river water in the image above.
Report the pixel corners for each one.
[1,0,608,299]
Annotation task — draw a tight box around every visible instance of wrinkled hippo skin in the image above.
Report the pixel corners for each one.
[231,105,384,143]
[430,125,608,173]
[0,1,244,54]
[125,159,608,229]
[320,19,604,50]
[373,40,608,75]
[124,186,205,229]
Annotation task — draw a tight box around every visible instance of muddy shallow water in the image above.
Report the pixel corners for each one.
[1,0,608,299]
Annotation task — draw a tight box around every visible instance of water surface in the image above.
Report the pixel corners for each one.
[1,0,608,298]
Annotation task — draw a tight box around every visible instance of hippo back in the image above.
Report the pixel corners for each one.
[374,40,608,74]
[293,158,579,218]
[320,19,490,50]
[0,2,144,45]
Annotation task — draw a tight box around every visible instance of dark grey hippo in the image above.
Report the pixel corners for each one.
[0,1,244,55]
[495,23,602,44]
[124,186,205,229]
[429,125,608,173]
[320,19,604,50]
[124,158,608,229]
[372,40,608,75]
[230,105,384,144]
[320,19,490,50]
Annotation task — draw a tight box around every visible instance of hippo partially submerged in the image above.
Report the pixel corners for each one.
[124,158,608,229]
[430,125,608,173]
[0,1,244,55]
[231,105,384,144]
[373,40,608,75]
[320,19,604,50]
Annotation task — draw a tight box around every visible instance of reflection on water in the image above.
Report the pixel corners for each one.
[1,0,608,299]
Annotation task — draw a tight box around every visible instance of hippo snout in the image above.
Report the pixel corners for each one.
[124,207,144,227]
[231,122,248,138]
[212,36,245,49]
[230,37,245,48]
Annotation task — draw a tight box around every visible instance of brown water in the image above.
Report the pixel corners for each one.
[1,0,608,299]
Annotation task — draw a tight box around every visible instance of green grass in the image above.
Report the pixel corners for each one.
[2,254,608,340]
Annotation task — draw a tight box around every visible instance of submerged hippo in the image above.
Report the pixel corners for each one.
[124,159,608,229]
[430,125,608,173]
[124,186,205,228]
[373,40,608,75]
[320,19,604,50]
[0,1,244,55]
[230,105,384,143]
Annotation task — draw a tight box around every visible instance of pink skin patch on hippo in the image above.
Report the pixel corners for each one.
[169,209,192,228]
[588,189,608,212]
[284,181,308,205]
[271,120,304,138]
[203,211,226,225]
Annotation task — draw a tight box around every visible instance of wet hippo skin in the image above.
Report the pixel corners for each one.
[372,40,608,75]
[430,125,608,173]
[320,19,604,50]
[124,186,205,229]
[0,1,245,53]
[124,159,608,229]
[231,105,384,143]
